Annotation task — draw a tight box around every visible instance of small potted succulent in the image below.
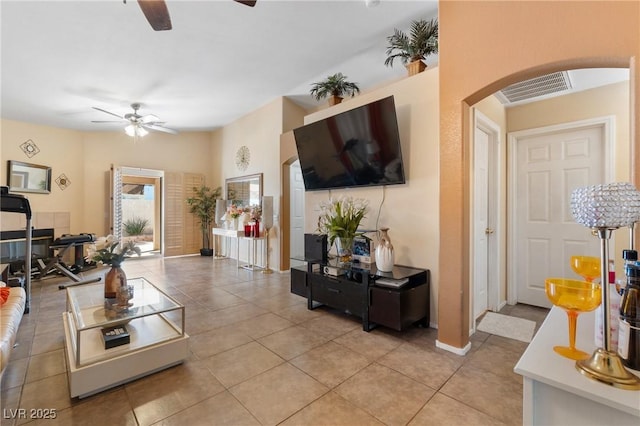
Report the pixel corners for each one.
[310,73,361,106]
[385,18,438,76]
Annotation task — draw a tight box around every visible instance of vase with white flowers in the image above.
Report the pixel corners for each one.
[223,204,245,230]
[86,236,141,299]
[317,197,369,262]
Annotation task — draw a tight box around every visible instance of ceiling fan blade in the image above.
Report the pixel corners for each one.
[234,0,257,7]
[138,0,172,31]
[91,120,127,123]
[140,114,160,123]
[142,124,178,135]
[92,107,124,119]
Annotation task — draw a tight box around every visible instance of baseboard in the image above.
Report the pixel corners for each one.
[436,339,472,356]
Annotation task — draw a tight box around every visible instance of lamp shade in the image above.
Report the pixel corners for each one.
[262,196,273,229]
[215,199,226,226]
[570,182,640,228]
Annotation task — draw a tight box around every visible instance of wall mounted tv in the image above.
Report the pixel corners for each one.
[293,95,406,191]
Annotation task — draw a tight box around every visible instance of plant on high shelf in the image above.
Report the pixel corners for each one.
[309,72,361,106]
[316,196,369,262]
[186,185,222,256]
[385,18,438,76]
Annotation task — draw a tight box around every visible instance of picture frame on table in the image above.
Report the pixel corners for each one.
[352,237,372,263]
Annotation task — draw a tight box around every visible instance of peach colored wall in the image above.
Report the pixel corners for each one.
[1,119,85,233]
[82,130,214,236]
[214,97,305,271]
[1,119,215,238]
[508,81,630,180]
[298,69,441,326]
[439,0,640,350]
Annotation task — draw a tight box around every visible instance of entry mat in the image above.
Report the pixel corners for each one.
[477,312,536,343]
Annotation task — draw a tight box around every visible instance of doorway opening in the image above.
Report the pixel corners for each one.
[122,175,161,255]
[471,110,502,326]
[112,166,164,257]
[290,159,305,268]
[468,67,630,334]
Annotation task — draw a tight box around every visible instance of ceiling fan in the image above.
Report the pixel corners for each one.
[92,103,178,137]
[130,0,257,32]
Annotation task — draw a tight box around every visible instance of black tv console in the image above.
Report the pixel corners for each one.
[291,259,430,332]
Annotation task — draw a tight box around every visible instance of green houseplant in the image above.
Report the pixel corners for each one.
[385,18,438,76]
[85,236,141,299]
[316,197,369,262]
[310,73,361,106]
[186,185,222,256]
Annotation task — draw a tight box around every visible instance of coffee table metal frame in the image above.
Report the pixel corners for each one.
[63,277,189,398]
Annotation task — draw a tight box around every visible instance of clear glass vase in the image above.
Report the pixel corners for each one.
[335,237,354,263]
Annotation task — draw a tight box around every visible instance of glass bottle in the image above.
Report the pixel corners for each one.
[595,259,621,350]
[618,263,640,370]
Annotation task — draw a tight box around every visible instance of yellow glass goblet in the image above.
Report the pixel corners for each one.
[570,255,601,283]
[545,278,602,360]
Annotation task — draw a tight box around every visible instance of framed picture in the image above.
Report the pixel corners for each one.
[352,237,372,263]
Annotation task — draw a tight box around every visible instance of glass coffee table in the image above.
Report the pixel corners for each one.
[62,277,189,398]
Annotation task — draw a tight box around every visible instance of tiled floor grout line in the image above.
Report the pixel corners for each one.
[1,257,547,426]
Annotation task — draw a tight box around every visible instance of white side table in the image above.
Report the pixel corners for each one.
[514,307,640,425]
[240,236,265,271]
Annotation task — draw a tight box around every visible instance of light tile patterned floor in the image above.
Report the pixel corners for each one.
[1,256,549,425]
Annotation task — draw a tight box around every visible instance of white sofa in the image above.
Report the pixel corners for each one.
[0,284,26,379]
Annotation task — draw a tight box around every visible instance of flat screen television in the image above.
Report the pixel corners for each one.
[293,95,406,191]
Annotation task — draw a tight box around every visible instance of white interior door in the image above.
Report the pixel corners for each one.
[472,111,501,322]
[473,126,490,319]
[511,121,607,307]
[290,160,305,268]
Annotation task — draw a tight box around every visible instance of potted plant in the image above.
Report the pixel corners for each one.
[316,196,369,262]
[186,185,222,256]
[86,236,141,298]
[384,18,438,76]
[310,73,361,106]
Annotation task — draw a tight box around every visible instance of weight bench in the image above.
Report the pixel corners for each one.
[36,234,95,282]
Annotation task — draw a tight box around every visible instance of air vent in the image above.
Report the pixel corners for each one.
[496,71,572,105]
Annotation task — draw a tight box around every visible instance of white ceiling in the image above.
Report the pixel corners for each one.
[1,1,629,134]
[1,0,438,133]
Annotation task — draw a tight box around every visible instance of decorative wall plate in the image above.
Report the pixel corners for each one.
[235,145,250,171]
[20,139,40,158]
[56,174,71,190]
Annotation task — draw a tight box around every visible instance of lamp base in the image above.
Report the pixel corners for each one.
[575,348,640,390]
[261,268,273,275]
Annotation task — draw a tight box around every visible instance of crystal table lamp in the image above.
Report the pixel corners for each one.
[570,182,640,390]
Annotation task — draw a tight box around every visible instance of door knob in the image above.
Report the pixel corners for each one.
[485,228,495,235]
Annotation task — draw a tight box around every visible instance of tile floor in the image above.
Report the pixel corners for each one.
[1,256,549,426]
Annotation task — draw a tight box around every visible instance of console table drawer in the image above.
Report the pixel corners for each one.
[309,275,365,317]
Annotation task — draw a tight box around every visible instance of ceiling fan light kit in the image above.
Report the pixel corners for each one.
[125,124,149,138]
[91,103,177,140]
